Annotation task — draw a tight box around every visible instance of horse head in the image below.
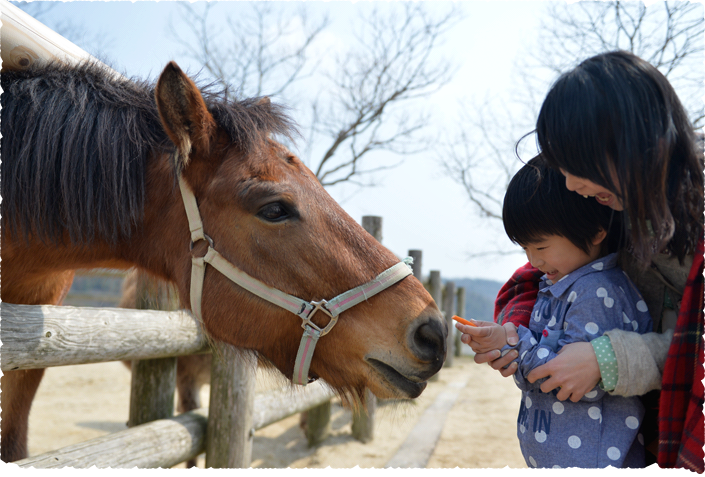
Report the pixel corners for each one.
[149,62,447,400]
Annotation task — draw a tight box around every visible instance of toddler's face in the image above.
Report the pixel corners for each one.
[521,235,602,283]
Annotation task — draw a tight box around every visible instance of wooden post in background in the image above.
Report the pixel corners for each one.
[408,249,423,280]
[428,270,442,379]
[455,286,466,357]
[128,272,177,428]
[351,216,382,443]
[205,344,256,468]
[305,400,332,447]
[442,281,456,367]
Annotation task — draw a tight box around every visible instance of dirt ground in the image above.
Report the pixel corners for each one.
[21,354,527,469]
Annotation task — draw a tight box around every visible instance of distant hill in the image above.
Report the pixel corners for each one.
[444,277,504,323]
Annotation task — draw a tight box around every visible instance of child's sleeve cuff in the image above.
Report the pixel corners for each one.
[592,335,618,392]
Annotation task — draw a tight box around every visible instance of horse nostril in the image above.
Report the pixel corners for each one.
[411,319,447,362]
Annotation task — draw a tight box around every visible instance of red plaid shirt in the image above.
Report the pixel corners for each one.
[494,240,704,472]
[658,238,704,472]
[493,262,542,327]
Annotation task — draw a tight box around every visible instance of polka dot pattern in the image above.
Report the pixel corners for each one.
[592,335,618,391]
[596,287,614,308]
[512,252,649,468]
[625,416,639,429]
[607,447,621,461]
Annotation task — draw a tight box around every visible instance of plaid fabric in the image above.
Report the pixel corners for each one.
[658,238,704,472]
[493,261,542,327]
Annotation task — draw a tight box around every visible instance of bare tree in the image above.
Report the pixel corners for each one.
[443,1,704,250]
[170,2,460,188]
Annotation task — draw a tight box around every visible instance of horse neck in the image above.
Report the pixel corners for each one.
[0,151,189,303]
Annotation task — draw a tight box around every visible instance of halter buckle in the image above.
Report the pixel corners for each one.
[301,299,339,337]
[189,234,214,252]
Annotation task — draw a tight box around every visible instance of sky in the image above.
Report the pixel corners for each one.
[10,0,557,283]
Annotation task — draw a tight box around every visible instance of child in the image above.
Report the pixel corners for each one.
[458,156,652,468]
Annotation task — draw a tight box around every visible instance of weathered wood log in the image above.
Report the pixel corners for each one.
[0,303,210,371]
[15,409,209,469]
[128,273,179,427]
[408,249,423,280]
[442,281,456,367]
[351,389,376,443]
[306,400,332,447]
[0,0,92,71]
[349,216,383,443]
[455,286,466,357]
[205,343,256,468]
[15,380,337,469]
[250,382,336,429]
[428,271,443,380]
[0,0,125,82]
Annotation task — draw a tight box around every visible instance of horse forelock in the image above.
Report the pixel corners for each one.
[0,61,297,246]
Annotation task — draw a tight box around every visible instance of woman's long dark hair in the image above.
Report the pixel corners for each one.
[536,50,703,266]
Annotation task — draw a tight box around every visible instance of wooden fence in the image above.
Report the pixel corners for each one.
[2,303,338,468]
[1,219,465,469]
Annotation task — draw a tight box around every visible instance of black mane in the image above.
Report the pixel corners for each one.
[1,61,295,245]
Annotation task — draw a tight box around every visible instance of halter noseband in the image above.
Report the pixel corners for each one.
[178,176,413,385]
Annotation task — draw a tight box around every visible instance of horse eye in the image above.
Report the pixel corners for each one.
[258,203,290,222]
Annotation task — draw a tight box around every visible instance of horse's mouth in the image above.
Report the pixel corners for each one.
[366,358,428,398]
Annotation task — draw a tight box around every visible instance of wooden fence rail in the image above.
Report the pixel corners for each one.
[14,383,337,469]
[0,303,209,371]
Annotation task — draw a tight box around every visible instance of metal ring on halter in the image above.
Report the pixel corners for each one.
[301,299,339,336]
[189,233,214,251]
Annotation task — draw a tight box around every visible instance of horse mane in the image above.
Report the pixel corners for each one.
[1,61,296,245]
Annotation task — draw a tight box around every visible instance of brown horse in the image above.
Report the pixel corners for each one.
[0,60,447,462]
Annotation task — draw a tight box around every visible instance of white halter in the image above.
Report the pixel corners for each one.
[178,176,413,385]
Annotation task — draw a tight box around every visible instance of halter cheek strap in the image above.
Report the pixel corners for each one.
[178,176,413,385]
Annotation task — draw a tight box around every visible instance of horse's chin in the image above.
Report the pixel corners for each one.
[365,358,428,399]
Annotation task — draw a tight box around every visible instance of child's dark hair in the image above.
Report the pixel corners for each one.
[503,155,620,254]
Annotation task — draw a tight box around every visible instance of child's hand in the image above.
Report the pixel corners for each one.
[456,320,510,354]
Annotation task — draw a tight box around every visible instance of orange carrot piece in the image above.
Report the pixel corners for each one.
[452,315,476,327]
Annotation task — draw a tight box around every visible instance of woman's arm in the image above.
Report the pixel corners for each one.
[525,342,601,402]
[526,329,670,400]
[606,328,672,396]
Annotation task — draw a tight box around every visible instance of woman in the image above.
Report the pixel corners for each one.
[463,51,703,471]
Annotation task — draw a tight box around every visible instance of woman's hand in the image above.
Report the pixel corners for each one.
[459,322,520,377]
[526,341,601,402]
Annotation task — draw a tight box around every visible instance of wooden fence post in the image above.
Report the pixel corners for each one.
[442,281,456,367]
[350,216,382,443]
[128,272,177,427]
[205,343,256,468]
[455,287,466,357]
[408,250,422,280]
[428,271,442,379]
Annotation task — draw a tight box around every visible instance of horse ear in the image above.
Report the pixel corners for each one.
[155,61,216,169]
